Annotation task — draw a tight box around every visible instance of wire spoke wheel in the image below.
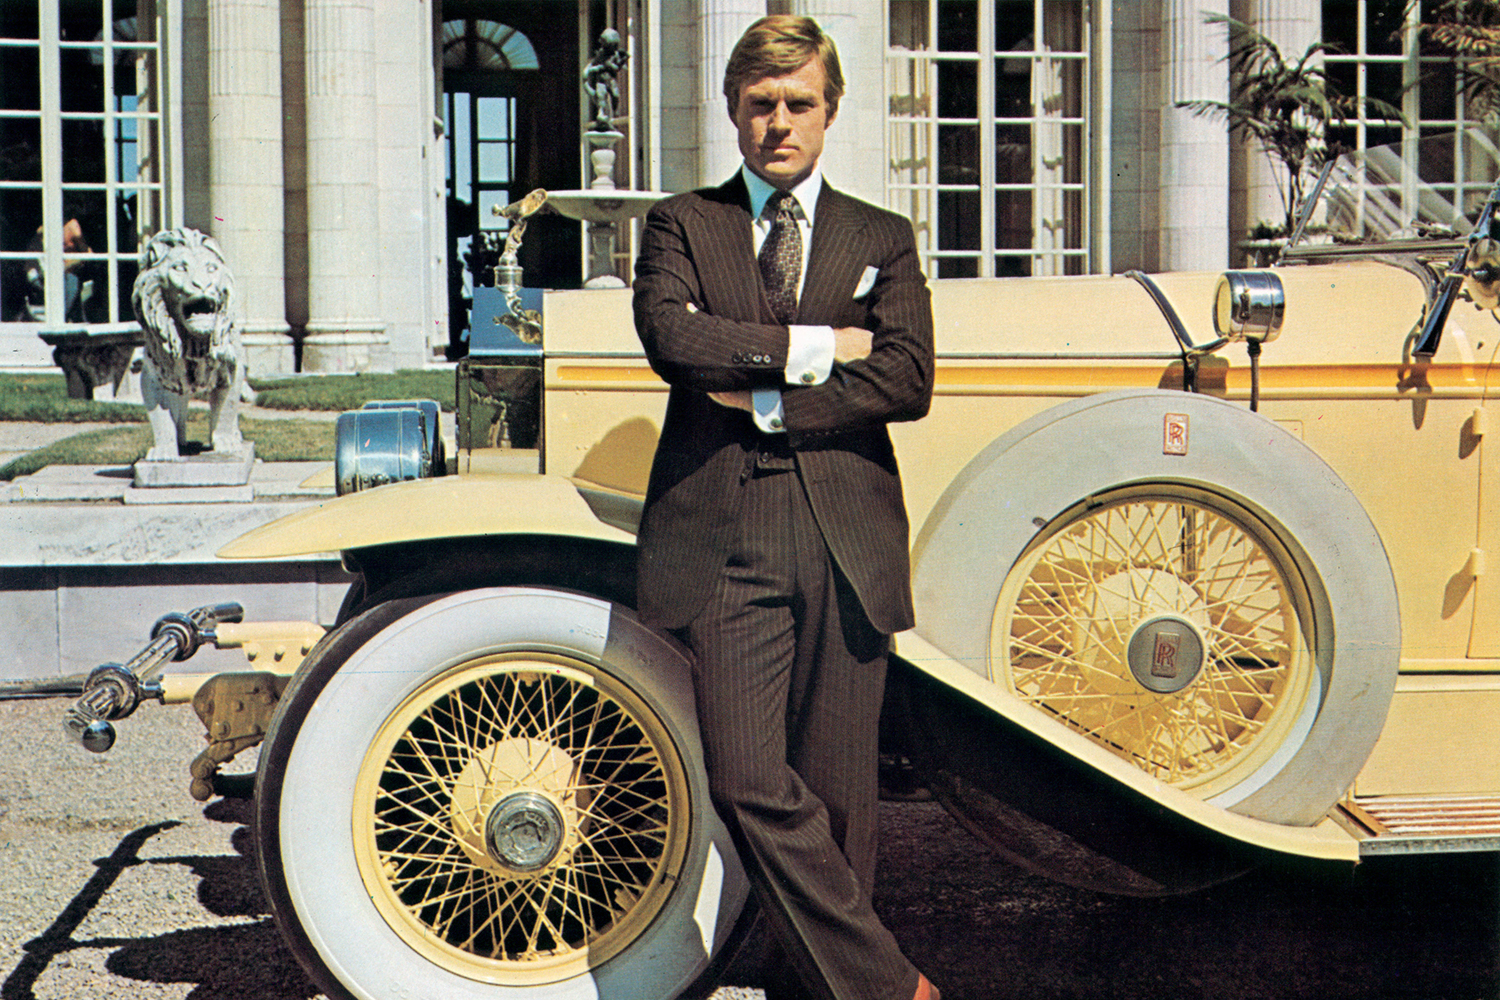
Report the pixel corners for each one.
[352,653,690,983]
[992,485,1318,799]
[914,390,1398,825]
[256,588,748,1000]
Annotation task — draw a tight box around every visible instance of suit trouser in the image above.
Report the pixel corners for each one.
[683,463,920,1000]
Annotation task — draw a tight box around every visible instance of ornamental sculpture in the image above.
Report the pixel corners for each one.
[584,28,626,132]
[131,228,249,463]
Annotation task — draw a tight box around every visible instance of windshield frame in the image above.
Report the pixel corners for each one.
[1280,131,1500,265]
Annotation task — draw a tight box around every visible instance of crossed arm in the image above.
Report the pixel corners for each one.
[633,202,934,436]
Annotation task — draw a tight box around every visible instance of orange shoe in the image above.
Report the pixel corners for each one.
[913,973,941,1000]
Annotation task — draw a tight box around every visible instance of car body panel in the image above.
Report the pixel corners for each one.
[891,628,1361,861]
[217,473,634,560]
[540,265,1492,673]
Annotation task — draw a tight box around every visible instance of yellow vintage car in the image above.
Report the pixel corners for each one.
[64,133,1500,999]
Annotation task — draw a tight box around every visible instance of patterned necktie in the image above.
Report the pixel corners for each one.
[758,191,802,325]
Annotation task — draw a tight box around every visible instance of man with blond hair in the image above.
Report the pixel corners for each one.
[633,14,938,1000]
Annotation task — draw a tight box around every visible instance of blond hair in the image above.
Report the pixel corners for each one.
[723,15,844,116]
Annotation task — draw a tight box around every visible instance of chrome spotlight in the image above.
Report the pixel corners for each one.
[1214,270,1285,344]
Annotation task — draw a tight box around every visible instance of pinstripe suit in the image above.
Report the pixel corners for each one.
[633,172,934,1000]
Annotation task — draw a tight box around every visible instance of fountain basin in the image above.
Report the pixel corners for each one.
[545,190,668,224]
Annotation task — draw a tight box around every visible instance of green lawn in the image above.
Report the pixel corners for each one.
[0,369,455,422]
[0,369,454,480]
[0,372,144,423]
[250,370,455,412]
[0,416,335,481]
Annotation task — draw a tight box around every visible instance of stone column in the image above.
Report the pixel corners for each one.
[792,0,884,206]
[208,0,292,373]
[695,0,765,187]
[1159,0,1231,270]
[1238,0,1321,240]
[302,0,388,371]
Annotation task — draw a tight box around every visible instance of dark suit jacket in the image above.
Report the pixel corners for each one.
[632,173,934,634]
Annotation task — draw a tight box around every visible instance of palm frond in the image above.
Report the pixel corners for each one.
[1178,12,1408,233]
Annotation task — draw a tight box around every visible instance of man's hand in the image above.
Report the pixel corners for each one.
[708,390,752,411]
[833,327,873,363]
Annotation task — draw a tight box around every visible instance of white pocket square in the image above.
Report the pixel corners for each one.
[852,265,879,299]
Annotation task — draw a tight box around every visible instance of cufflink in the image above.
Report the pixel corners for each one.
[800,370,816,383]
[769,416,784,430]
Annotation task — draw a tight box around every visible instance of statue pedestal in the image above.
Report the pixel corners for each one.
[133,444,256,490]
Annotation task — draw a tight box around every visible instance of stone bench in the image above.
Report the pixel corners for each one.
[37,323,143,402]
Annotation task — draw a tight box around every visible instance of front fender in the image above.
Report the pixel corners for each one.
[217,474,636,559]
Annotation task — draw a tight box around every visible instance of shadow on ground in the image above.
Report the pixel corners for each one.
[876,802,1500,1000]
[3,798,317,1000]
[5,797,1498,1000]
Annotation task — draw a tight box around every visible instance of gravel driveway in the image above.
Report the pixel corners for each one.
[2,693,1497,1000]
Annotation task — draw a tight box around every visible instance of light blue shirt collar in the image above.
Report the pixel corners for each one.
[742,163,822,227]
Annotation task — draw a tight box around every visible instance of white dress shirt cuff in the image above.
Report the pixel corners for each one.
[750,388,787,433]
[786,325,834,386]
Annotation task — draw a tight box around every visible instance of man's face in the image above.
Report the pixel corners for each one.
[731,58,836,190]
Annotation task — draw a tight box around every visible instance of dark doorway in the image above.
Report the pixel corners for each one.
[441,5,583,359]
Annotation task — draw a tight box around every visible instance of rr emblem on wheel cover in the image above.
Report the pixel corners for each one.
[1127,615,1206,694]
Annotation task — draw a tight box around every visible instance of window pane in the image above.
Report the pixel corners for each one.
[995,253,1030,277]
[451,93,471,203]
[1,187,43,322]
[477,142,510,184]
[1,118,43,182]
[1366,60,1402,106]
[1327,61,1356,100]
[937,255,979,278]
[937,0,976,52]
[117,96,140,183]
[111,255,138,320]
[1364,1,1404,56]
[114,187,148,252]
[938,188,980,253]
[61,188,105,249]
[996,57,1030,118]
[1,45,40,111]
[61,0,104,45]
[1322,0,1358,52]
[937,123,979,184]
[1418,61,1457,121]
[936,59,976,118]
[890,0,927,49]
[62,118,107,183]
[995,188,1033,249]
[0,6,40,40]
[995,122,1030,184]
[477,96,511,140]
[60,47,104,112]
[995,0,1033,53]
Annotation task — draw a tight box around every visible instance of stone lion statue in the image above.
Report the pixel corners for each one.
[131,228,246,461]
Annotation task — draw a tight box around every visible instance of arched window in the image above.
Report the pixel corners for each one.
[441,19,539,72]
